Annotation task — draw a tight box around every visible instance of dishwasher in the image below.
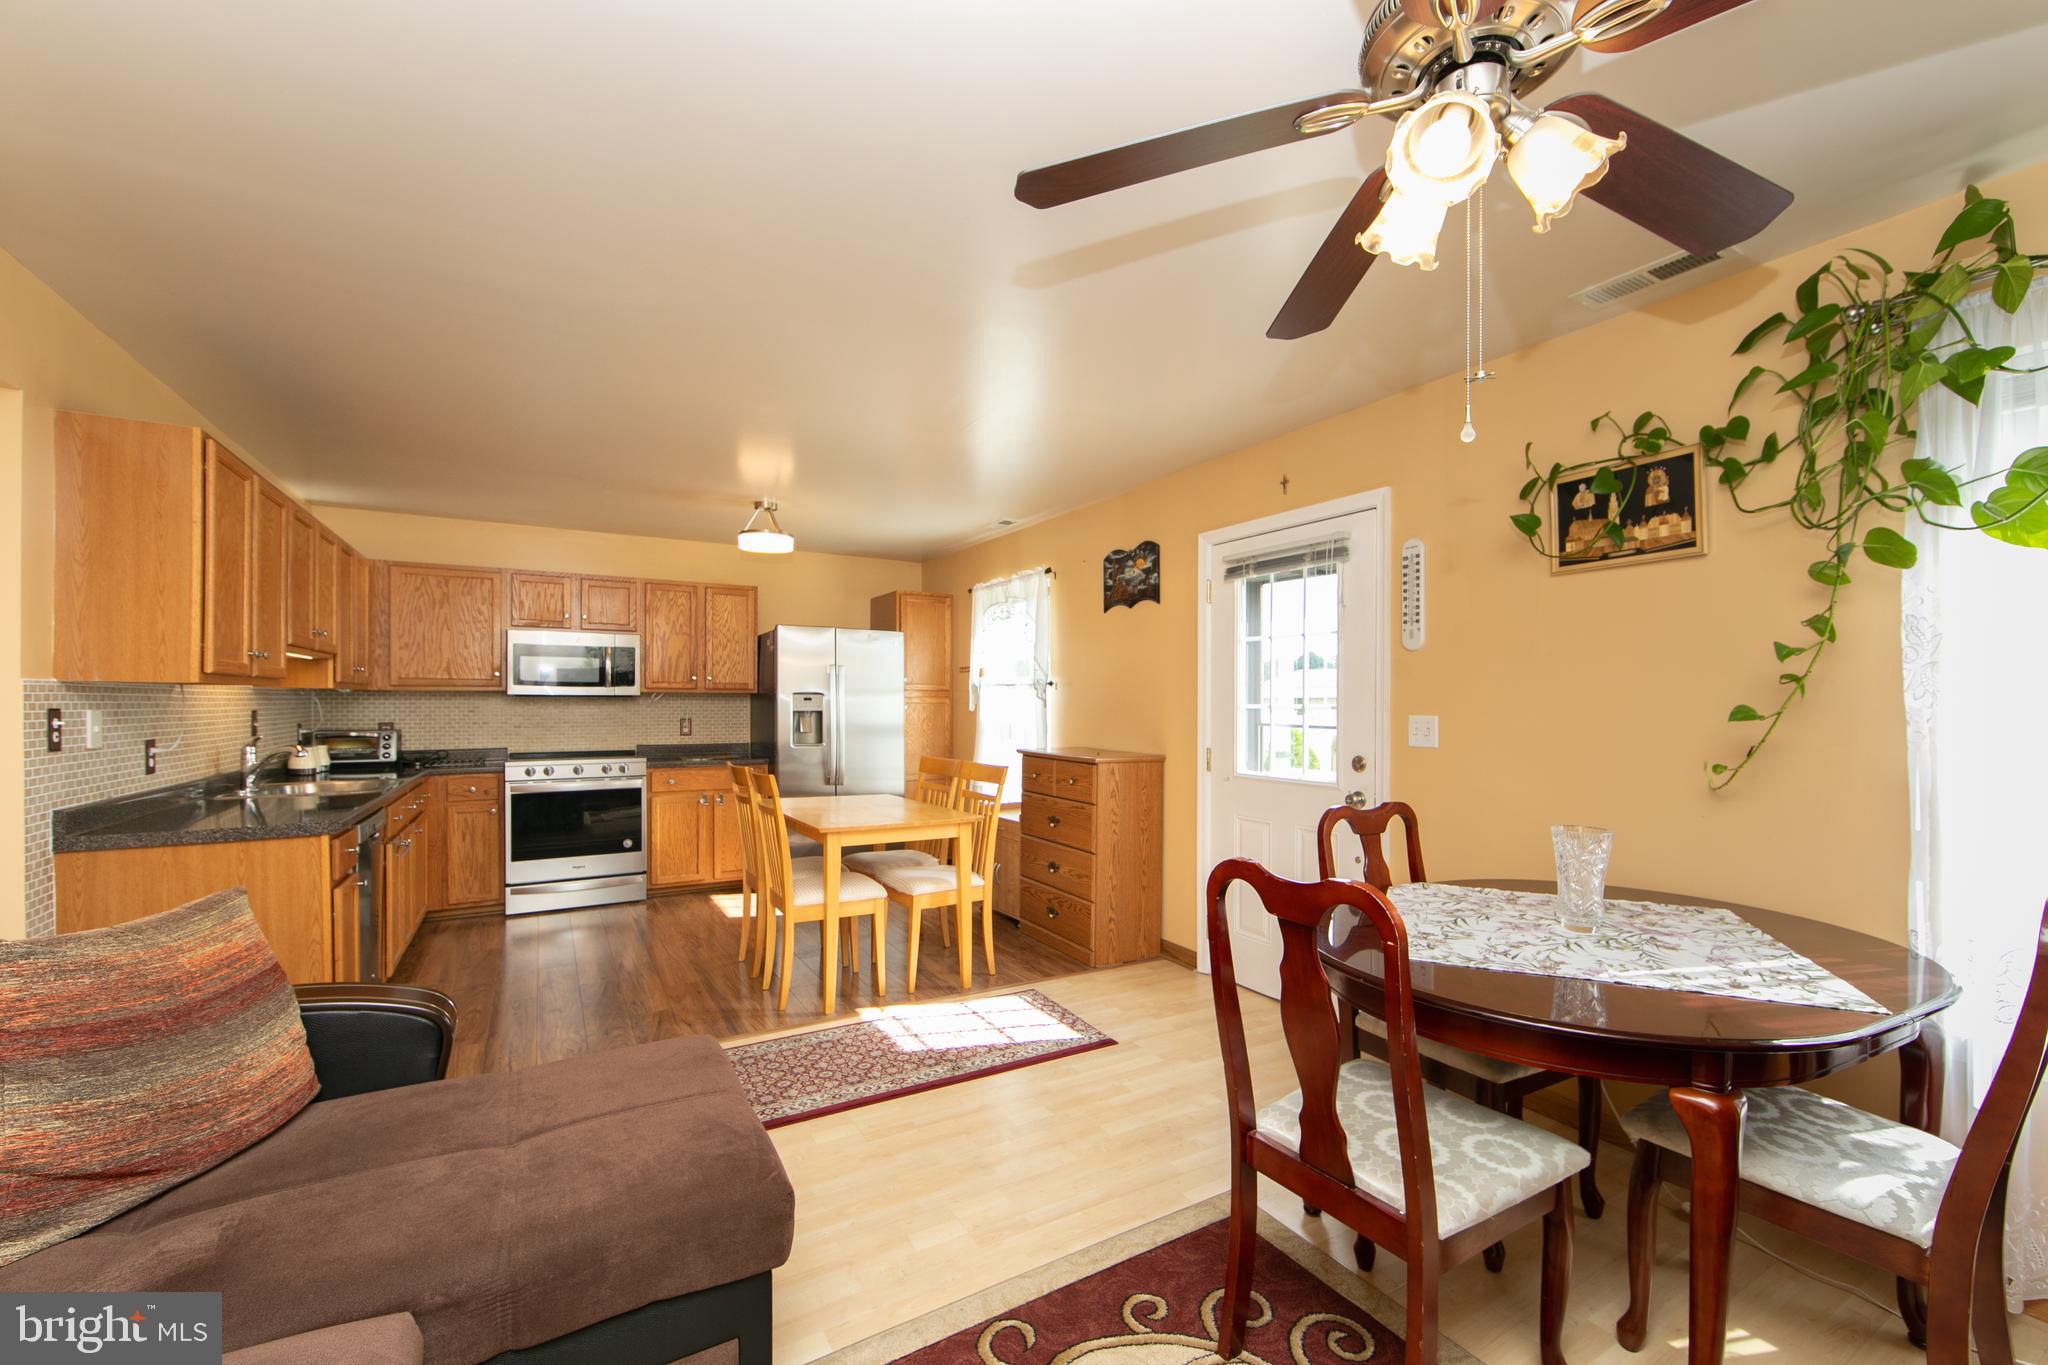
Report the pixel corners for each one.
[353,809,386,981]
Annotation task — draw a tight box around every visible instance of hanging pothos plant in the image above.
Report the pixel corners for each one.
[1509,186,2047,789]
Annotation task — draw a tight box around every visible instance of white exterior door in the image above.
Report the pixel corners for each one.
[1201,497,1386,999]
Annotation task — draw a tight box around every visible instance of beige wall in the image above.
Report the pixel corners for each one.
[314,506,922,631]
[0,388,24,939]
[925,163,2048,973]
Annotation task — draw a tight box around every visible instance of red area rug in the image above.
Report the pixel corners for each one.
[723,989,1114,1128]
[817,1197,1481,1364]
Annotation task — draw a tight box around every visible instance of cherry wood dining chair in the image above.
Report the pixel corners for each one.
[1206,858,1581,1364]
[1618,901,2048,1365]
[1317,801,1607,1268]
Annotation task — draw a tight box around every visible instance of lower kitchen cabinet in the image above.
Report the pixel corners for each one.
[648,767,745,890]
[432,773,504,910]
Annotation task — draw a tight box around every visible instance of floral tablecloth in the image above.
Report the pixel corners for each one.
[1385,883,1887,1014]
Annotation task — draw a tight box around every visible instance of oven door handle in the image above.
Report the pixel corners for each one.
[506,779,646,796]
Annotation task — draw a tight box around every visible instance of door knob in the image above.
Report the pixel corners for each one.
[1344,790,1369,809]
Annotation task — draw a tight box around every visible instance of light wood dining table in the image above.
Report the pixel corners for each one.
[777,794,978,1014]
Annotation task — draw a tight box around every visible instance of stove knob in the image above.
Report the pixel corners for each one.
[523,766,536,777]
[600,763,612,774]
[543,766,555,777]
[571,764,583,775]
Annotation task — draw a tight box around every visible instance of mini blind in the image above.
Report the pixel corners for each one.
[1221,536,1350,581]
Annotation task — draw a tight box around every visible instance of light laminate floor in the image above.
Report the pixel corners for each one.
[769,958,2047,1365]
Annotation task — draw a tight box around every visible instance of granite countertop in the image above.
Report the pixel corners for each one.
[53,744,771,853]
[53,749,510,853]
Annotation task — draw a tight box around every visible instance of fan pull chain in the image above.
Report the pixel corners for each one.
[1460,193,1476,444]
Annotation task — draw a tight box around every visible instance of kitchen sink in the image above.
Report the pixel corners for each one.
[214,777,396,799]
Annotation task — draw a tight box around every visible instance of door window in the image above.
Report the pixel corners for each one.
[1234,561,1341,783]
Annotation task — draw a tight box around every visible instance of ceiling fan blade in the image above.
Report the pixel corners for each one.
[1015,90,1372,209]
[1546,93,1791,257]
[1267,171,1388,340]
[1574,0,1759,53]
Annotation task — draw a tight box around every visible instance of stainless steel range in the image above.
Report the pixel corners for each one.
[503,750,647,915]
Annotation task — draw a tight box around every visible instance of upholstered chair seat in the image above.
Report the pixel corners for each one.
[1258,1056,1591,1238]
[875,865,987,897]
[785,864,886,908]
[1621,1086,1959,1246]
[843,848,940,876]
[1353,1011,1546,1085]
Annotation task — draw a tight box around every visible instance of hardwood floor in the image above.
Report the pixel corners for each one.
[393,890,1089,1072]
[767,960,2048,1365]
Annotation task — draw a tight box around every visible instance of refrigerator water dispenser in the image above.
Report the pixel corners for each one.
[790,691,826,746]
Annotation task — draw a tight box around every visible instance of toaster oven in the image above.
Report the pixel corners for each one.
[299,727,400,767]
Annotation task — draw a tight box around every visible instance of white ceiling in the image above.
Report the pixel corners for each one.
[4,1,2046,559]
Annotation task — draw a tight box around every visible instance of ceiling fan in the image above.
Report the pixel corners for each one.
[1014,0,1794,340]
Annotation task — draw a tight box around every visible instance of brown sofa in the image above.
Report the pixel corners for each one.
[1,985,794,1364]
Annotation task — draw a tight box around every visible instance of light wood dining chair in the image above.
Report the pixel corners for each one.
[956,759,1008,797]
[1206,858,1580,1364]
[877,786,1002,988]
[1318,801,1606,1273]
[730,764,822,983]
[745,766,888,1010]
[1617,901,2048,1364]
[844,755,960,878]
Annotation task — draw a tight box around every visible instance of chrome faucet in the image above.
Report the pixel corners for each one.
[237,745,290,795]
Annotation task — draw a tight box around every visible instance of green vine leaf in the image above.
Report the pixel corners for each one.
[1509,512,1542,537]
[1861,526,1918,569]
[1937,195,2008,253]
[1807,559,1850,586]
[1973,485,2048,549]
[1995,258,2035,313]
[1773,641,1807,662]
[1734,313,1789,355]
[2009,448,2048,495]
[1590,466,1621,495]
[1785,304,1843,342]
[1897,357,1949,411]
[1779,358,1839,392]
[1728,704,1764,723]
[1802,613,1836,642]
[1900,458,1962,507]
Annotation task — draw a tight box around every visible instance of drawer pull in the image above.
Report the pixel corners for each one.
[1045,815,1060,828]
[1046,907,1060,919]
[1045,860,1060,874]
[1064,776,1077,785]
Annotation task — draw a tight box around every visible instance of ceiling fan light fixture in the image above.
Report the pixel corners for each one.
[1507,112,1626,233]
[737,499,795,554]
[1356,188,1450,271]
[1385,93,1501,206]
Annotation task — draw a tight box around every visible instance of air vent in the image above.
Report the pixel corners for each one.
[1571,251,1723,309]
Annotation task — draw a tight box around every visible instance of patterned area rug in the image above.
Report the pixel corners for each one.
[723,990,1114,1128]
[817,1195,1482,1364]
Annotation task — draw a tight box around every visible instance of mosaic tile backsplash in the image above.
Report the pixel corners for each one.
[22,681,322,938]
[22,685,751,937]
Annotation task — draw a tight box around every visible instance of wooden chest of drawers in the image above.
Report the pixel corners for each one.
[1015,747,1163,967]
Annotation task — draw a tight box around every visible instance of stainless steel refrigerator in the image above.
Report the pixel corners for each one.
[751,627,906,796]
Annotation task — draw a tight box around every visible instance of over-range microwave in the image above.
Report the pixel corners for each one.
[505,629,640,696]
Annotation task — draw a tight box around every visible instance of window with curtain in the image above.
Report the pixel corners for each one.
[1902,278,2048,1309]
[968,568,1051,803]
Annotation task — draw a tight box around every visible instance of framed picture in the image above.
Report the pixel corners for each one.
[1102,540,1161,611]
[1549,446,1708,575]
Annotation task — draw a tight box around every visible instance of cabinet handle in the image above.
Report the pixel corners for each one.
[665,776,676,786]
[1045,815,1060,828]
[1045,860,1060,874]
[1064,776,1077,785]
[488,807,497,816]
[356,878,368,887]
[1047,906,1060,919]
[698,793,709,805]
[466,784,478,794]
[715,794,725,804]
[492,669,501,677]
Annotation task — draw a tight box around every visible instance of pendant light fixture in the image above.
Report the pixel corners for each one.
[737,499,794,554]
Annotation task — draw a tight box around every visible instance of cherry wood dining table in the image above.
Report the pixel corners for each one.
[1315,877,1959,1365]
[777,794,977,1014]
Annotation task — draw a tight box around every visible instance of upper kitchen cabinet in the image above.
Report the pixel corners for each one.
[507,571,574,628]
[50,412,297,685]
[579,577,639,631]
[643,581,756,692]
[286,510,342,655]
[872,591,952,691]
[506,572,642,632]
[384,563,505,689]
[335,545,372,687]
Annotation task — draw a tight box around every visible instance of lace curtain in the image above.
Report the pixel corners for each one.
[1901,279,2048,1309]
[969,568,1052,803]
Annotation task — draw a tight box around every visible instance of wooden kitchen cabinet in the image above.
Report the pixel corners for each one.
[873,590,953,792]
[385,563,505,689]
[433,773,504,910]
[314,527,340,650]
[286,507,319,651]
[642,581,700,691]
[335,545,371,687]
[700,585,757,692]
[507,570,575,628]
[201,441,290,682]
[579,577,640,631]
[648,767,743,889]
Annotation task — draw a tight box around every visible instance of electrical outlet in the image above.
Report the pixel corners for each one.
[1406,715,1440,748]
[679,716,693,737]
[46,708,62,752]
[144,738,159,775]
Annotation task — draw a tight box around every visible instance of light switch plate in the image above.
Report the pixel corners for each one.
[1407,715,1440,748]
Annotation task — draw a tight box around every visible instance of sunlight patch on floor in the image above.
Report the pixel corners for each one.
[1666,1328,1778,1356]
[856,994,1082,1052]
[710,892,745,920]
